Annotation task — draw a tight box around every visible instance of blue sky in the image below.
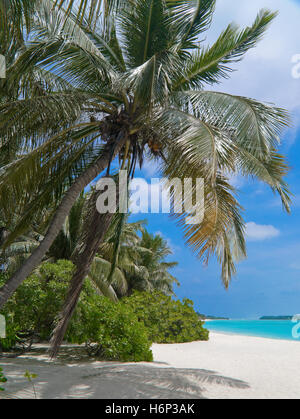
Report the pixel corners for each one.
[131,0,300,319]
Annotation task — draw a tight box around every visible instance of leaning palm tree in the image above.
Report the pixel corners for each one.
[0,1,291,338]
[0,192,135,299]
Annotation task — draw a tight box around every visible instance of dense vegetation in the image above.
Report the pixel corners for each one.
[0,0,291,357]
[123,291,209,343]
[1,195,178,301]
[0,260,208,361]
[68,292,154,362]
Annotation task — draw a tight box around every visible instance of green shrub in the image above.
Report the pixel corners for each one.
[0,261,153,362]
[0,263,208,361]
[123,291,209,343]
[68,293,153,362]
[0,260,74,350]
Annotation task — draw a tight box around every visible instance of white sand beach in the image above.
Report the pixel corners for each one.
[1,332,300,399]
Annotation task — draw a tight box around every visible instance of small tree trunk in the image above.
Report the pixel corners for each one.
[49,190,117,358]
[0,139,125,309]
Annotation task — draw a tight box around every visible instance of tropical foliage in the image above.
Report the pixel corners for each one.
[0,261,73,346]
[123,291,209,343]
[129,230,179,295]
[0,193,178,301]
[0,261,206,361]
[0,0,290,286]
[68,292,153,362]
[97,224,179,298]
[0,0,291,354]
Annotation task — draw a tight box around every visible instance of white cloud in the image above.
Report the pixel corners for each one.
[246,222,280,241]
[207,0,300,136]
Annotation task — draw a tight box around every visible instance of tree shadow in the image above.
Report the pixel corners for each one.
[0,346,249,399]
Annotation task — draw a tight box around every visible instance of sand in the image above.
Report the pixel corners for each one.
[1,332,299,399]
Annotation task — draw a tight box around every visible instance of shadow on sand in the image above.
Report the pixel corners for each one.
[0,345,249,399]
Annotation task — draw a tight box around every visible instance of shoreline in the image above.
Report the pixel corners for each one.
[205,329,300,343]
[204,319,300,343]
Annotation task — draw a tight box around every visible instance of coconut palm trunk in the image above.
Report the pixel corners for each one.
[0,139,125,308]
[49,190,118,358]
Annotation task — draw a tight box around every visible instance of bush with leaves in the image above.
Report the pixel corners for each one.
[0,262,207,360]
[0,261,74,350]
[68,293,153,362]
[0,261,153,362]
[123,291,209,344]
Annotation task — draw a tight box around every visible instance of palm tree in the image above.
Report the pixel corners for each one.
[0,1,291,345]
[94,217,178,297]
[127,230,179,295]
[94,215,148,298]
[0,192,141,299]
[1,189,178,299]
[0,193,85,272]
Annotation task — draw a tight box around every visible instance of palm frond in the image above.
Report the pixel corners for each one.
[173,9,277,89]
[53,0,125,28]
[175,90,290,157]
[120,0,169,68]
[167,0,216,52]
[89,256,128,300]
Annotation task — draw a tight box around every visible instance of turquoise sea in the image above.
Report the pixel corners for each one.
[205,320,300,341]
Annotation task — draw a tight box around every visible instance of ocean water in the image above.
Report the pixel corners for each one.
[205,320,300,342]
